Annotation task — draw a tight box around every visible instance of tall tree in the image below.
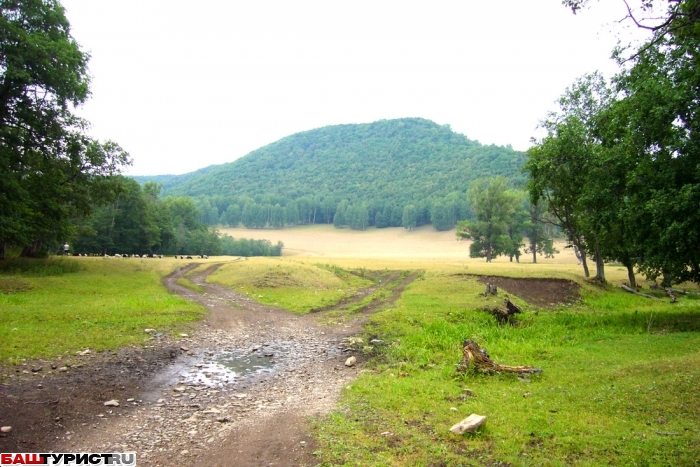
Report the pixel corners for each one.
[0,0,130,258]
[456,177,517,262]
[523,198,558,263]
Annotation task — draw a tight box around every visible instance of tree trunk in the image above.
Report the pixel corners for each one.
[531,237,537,263]
[594,247,605,282]
[625,263,636,289]
[20,239,42,258]
[0,243,4,260]
[486,246,492,263]
[573,242,589,277]
[661,271,672,288]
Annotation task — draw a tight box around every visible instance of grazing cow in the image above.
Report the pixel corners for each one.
[186,255,193,259]
[203,255,209,259]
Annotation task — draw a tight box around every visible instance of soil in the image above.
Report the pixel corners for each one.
[466,274,580,307]
[0,263,416,466]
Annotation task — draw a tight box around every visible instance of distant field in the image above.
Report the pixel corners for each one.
[220,224,578,263]
[217,224,654,285]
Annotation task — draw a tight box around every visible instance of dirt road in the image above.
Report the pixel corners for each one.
[0,263,416,466]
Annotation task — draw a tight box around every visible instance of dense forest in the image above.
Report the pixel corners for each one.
[71,178,282,257]
[133,118,527,231]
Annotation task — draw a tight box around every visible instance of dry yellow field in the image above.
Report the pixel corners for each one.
[217,224,644,284]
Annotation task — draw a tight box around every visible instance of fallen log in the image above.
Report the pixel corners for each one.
[664,288,677,303]
[621,284,658,299]
[456,339,541,375]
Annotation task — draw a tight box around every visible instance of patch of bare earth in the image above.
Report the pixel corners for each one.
[1,263,416,467]
[462,274,580,307]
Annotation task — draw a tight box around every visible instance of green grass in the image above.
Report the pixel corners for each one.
[177,276,205,293]
[0,257,205,363]
[314,272,700,466]
[206,258,373,313]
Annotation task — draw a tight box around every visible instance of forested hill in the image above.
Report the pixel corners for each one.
[132,118,526,231]
[148,118,526,202]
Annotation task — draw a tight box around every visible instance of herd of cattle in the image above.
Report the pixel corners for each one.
[72,253,209,259]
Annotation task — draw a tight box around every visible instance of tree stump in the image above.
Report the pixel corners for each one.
[482,283,498,296]
[456,339,541,375]
[484,298,522,324]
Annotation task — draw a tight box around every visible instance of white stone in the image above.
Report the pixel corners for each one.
[103,400,120,407]
[1,426,12,433]
[345,356,357,367]
[449,414,486,434]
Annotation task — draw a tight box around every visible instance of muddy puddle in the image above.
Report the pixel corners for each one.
[181,343,286,386]
[176,339,345,388]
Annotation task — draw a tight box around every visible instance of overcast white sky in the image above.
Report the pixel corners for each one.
[60,0,649,176]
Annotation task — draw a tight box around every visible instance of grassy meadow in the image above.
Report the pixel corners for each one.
[1,225,699,465]
[0,257,206,363]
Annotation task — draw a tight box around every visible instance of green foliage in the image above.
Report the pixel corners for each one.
[0,0,130,259]
[402,205,417,231]
[456,177,520,262]
[134,118,524,231]
[219,235,283,257]
[72,177,221,256]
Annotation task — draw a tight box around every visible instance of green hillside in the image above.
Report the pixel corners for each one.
[158,118,525,200]
[136,118,527,230]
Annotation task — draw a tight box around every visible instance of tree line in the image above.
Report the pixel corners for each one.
[189,191,476,232]
[527,0,700,286]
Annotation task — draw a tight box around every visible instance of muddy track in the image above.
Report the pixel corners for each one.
[309,270,402,314]
[1,263,418,467]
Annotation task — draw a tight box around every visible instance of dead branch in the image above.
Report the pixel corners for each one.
[621,284,658,299]
[664,288,677,303]
[456,339,541,375]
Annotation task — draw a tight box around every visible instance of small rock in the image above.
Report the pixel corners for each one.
[1,426,12,433]
[103,400,120,407]
[144,329,156,334]
[76,349,91,356]
[180,450,189,456]
[523,392,532,398]
[173,386,187,392]
[31,366,43,373]
[180,333,189,337]
[58,367,68,372]
[202,408,221,414]
[450,407,458,411]
[36,384,43,389]
[156,398,165,403]
[126,398,135,402]
[180,346,190,352]
[97,414,104,418]
[345,356,357,367]
[216,417,231,423]
[449,414,487,435]
[50,363,57,370]
[234,393,247,399]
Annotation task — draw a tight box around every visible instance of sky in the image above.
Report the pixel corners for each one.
[60,0,650,176]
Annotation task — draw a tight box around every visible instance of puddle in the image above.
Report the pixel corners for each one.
[180,342,289,387]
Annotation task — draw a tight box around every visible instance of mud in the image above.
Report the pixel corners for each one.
[468,274,580,307]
